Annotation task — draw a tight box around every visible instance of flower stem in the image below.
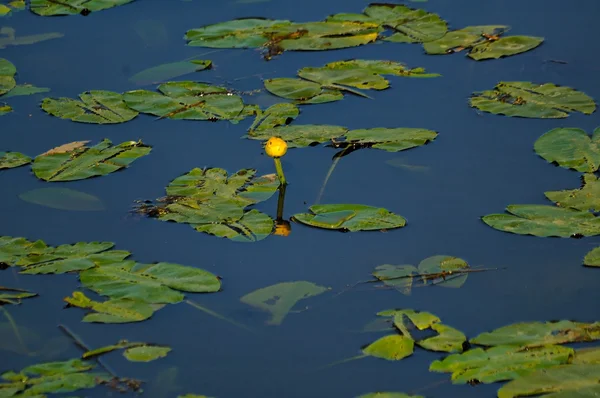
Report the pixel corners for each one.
[273,157,287,186]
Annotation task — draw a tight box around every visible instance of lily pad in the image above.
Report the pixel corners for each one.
[0,287,37,305]
[424,25,543,60]
[417,323,466,353]
[430,345,573,384]
[482,204,600,237]
[497,364,600,398]
[30,0,135,16]
[534,127,600,172]
[264,78,345,104]
[378,308,441,336]
[248,125,349,148]
[0,236,130,274]
[584,247,600,268]
[573,347,600,364]
[0,358,109,396]
[470,320,600,348]
[32,139,151,182]
[194,209,274,242]
[79,261,221,304]
[240,281,329,325]
[0,58,16,96]
[2,84,50,98]
[0,27,63,49]
[249,103,300,131]
[341,128,438,152]
[358,394,423,398]
[545,174,600,212]
[0,103,11,115]
[41,90,138,124]
[123,81,245,121]
[470,81,596,118]
[0,151,31,169]
[129,59,212,86]
[19,187,105,211]
[124,345,171,362]
[64,291,161,323]
[292,204,406,232]
[362,334,414,361]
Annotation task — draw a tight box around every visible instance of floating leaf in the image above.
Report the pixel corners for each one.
[19,187,105,212]
[482,205,600,237]
[546,174,600,212]
[64,291,161,323]
[264,78,344,104]
[0,236,130,274]
[430,345,573,384]
[573,347,600,364]
[497,364,600,398]
[292,204,406,232]
[123,81,245,121]
[194,209,274,242]
[79,261,221,304]
[0,151,31,169]
[372,264,417,295]
[240,281,329,325]
[470,81,596,118]
[584,247,600,268]
[124,345,171,362]
[418,323,466,353]
[3,84,50,98]
[0,27,63,49]
[358,394,423,398]
[0,287,37,305]
[0,58,15,95]
[248,125,349,148]
[0,358,109,396]
[416,255,470,288]
[362,334,414,361]
[32,139,151,182]
[129,59,212,85]
[378,309,441,335]
[42,90,138,124]
[424,25,543,60]
[30,0,135,16]
[0,103,11,115]
[342,128,437,152]
[534,127,600,172]
[249,103,299,131]
[470,320,600,348]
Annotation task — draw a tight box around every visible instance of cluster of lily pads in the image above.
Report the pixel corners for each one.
[0,59,49,115]
[186,3,544,61]
[350,310,600,397]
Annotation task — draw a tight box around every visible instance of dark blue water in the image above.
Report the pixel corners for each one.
[2,1,600,397]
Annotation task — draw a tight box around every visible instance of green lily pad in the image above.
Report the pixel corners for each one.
[545,174,600,212]
[194,209,274,242]
[240,281,329,325]
[0,58,16,95]
[19,187,104,212]
[424,25,543,60]
[292,204,406,232]
[430,345,573,384]
[497,364,600,398]
[482,204,600,237]
[0,151,31,169]
[264,78,345,104]
[32,139,151,182]
[0,358,109,396]
[0,287,37,305]
[249,103,300,131]
[2,84,50,98]
[534,127,600,172]
[0,27,63,49]
[185,18,380,58]
[123,81,245,121]
[129,59,212,86]
[124,345,171,362]
[342,128,437,152]
[417,323,466,353]
[584,247,600,267]
[0,236,130,274]
[80,261,221,304]
[470,81,596,118]
[0,4,12,16]
[358,394,423,398]
[0,103,11,115]
[372,264,417,295]
[248,125,349,148]
[362,334,414,361]
[41,90,138,124]
[64,291,161,323]
[470,320,600,348]
[573,347,600,364]
[30,0,135,16]
[378,309,441,336]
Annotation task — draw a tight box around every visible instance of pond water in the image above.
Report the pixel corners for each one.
[2,0,600,397]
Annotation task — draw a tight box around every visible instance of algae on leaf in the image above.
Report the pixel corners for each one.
[32,139,151,182]
[0,151,31,169]
[470,81,596,118]
[129,59,212,86]
[42,90,138,124]
[292,204,406,232]
[534,127,600,172]
[240,281,329,325]
[30,0,135,16]
[64,291,160,323]
[482,205,600,237]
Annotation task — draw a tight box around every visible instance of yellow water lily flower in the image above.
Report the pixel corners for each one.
[265,137,287,158]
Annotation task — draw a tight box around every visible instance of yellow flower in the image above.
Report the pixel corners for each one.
[274,220,291,237]
[265,137,288,158]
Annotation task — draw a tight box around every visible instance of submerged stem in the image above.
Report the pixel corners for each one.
[316,146,351,204]
[273,158,287,186]
[0,306,28,355]
[186,300,255,334]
